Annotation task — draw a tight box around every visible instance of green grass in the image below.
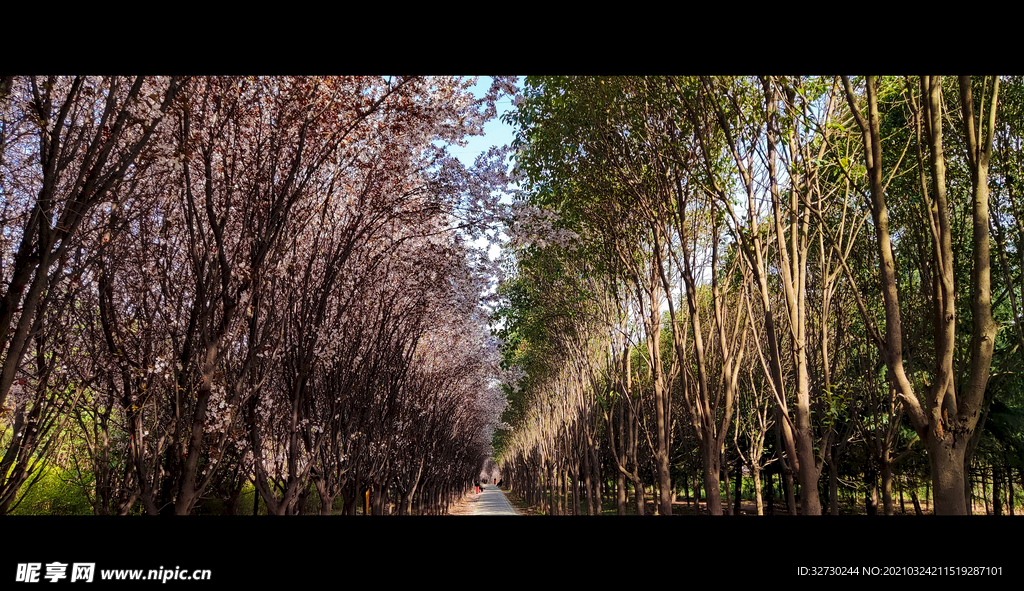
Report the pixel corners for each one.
[8,467,93,515]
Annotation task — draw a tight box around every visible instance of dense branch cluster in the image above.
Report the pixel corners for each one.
[0,75,514,515]
[495,76,1024,516]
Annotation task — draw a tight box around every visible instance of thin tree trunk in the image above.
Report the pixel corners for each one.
[734,459,743,515]
[616,468,626,516]
[993,462,1003,516]
[865,463,878,516]
[722,455,731,516]
[882,451,894,516]
[582,441,593,516]
[910,482,923,516]
[753,467,763,516]
[829,446,840,516]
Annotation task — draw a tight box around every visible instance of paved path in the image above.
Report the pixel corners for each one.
[472,484,519,515]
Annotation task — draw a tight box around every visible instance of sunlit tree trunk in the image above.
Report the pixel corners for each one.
[842,75,999,514]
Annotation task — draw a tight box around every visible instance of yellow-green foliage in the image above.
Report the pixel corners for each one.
[9,466,92,515]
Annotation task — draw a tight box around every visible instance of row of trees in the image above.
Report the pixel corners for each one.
[0,75,513,515]
[494,76,1024,515]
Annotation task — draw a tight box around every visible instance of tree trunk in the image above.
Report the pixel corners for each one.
[401,458,425,516]
[547,457,556,515]
[865,463,878,516]
[320,491,337,515]
[703,440,722,515]
[681,468,690,507]
[572,461,581,516]
[753,467,763,516]
[616,470,626,515]
[909,483,923,516]
[927,438,969,516]
[993,462,1003,516]
[722,455,732,515]
[734,459,743,515]
[898,470,905,514]
[561,462,569,514]
[582,443,593,515]
[692,463,701,508]
[828,446,840,516]
[881,452,894,516]
[615,397,627,515]
[774,414,797,515]
[1009,463,1016,516]
[782,467,796,515]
